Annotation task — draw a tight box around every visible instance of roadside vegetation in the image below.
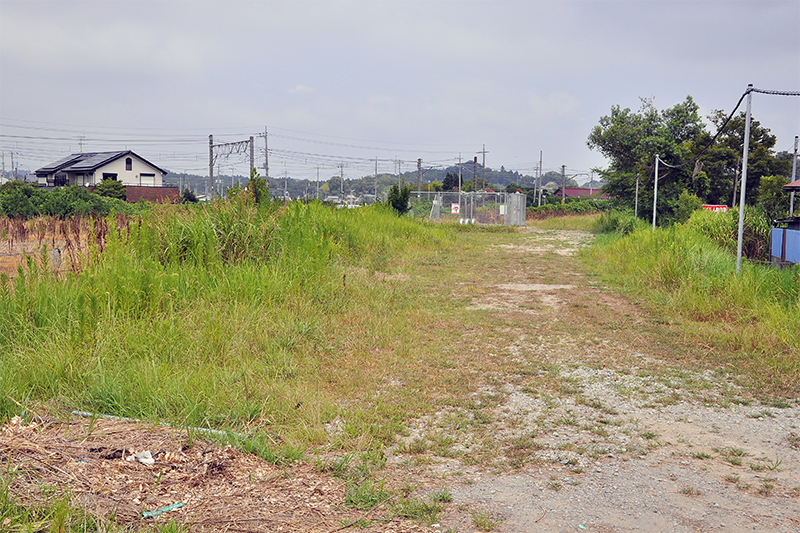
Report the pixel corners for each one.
[0,196,457,441]
[0,181,145,218]
[586,208,800,392]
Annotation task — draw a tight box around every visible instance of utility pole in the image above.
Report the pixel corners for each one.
[209,135,214,199]
[457,153,462,191]
[417,158,422,195]
[653,155,660,230]
[790,136,798,216]
[264,128,269,180]
[338,163,345,198]
[736,84,754,274]
[538,151,543,206]
[561,165,566,204]
[478,145,488,189]
[397,160,402,187]
[374,158,378,198]
[473,157,478,193]
[249,136,254,177]
[634,172,640,219]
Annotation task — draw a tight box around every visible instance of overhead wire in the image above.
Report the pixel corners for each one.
[657,86,800,170]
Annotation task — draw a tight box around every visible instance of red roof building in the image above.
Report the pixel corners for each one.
[552,187,609,199]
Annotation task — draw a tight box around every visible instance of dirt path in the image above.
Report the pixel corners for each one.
[394,227,800,532]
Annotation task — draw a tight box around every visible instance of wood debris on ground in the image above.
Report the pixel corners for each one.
[1,416,423,532]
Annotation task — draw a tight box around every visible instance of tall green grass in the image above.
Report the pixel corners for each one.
[585,209,800,391]
[0,199,450,441]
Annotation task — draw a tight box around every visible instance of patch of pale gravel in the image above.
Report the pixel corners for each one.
[397,364,800,532]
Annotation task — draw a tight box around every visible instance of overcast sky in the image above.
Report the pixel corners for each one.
[1,0,798,184]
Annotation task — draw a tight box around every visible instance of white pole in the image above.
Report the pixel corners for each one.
[736,85,754,274]
[652,155,659,230]
[790,135,798,216]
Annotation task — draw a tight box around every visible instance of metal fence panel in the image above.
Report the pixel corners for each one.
[410,191,526,226]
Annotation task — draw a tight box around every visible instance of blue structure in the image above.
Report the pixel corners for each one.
[771,217,800,266]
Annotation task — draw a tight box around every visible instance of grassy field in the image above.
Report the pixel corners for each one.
[0,199,460,451]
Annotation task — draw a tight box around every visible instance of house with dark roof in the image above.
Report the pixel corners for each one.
[35,151,168,188]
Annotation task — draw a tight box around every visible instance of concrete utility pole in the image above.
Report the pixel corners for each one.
[375,158,378,198]
[396,160,402,187]
[249,136,254,177]
[653,155,660,230]
[478,145,488,188]
[790,136,798,216]
[457,153,462,191]
[209,135,214,199]
[417,158,422,195]
[339,163,345,198]
[538,151,543,206]
[736,84,754,274]
[635,172,640,219]
[561,165,566,204]
[264,126,269,180]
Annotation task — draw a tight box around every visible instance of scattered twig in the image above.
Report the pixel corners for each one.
[535,502,546,523]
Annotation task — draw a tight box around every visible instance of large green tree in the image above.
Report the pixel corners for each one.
[588,96,706,225]
[696,110,792,206]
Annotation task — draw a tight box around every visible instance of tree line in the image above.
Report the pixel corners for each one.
[588,96,796,225]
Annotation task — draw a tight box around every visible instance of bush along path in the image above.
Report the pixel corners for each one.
[386,224,800,532]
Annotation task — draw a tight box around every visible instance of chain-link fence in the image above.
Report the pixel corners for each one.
[409,191,527,226]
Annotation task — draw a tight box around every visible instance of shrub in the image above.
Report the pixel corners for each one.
[674,189,703,223]
[594,210,648,235]
[388,184,411,215]
[94,178,126,201]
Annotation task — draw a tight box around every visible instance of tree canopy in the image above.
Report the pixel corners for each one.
[588,96,794,224]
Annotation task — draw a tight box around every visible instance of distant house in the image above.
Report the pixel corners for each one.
[552,187,609,200]
[35,151,167,188]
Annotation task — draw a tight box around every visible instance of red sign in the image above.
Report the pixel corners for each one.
[702,205,728,212]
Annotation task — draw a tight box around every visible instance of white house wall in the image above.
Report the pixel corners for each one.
[94,156,163,186]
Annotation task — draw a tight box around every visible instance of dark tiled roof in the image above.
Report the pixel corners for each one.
[36,151,167,175]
